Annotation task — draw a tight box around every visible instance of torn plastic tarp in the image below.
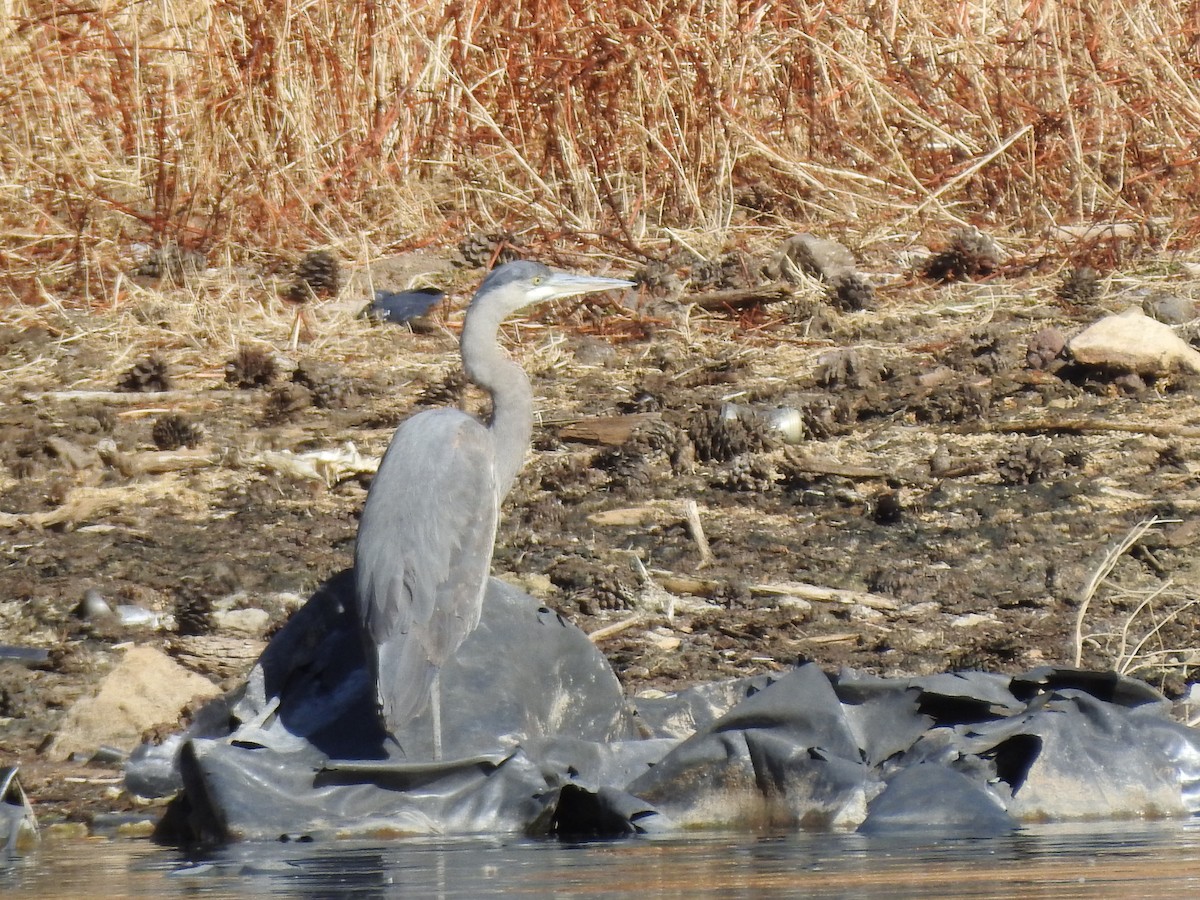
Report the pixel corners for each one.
[128,570,1200,843]
[1,766,38,852]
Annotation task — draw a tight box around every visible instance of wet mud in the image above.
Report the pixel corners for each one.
[3,249,1200,826]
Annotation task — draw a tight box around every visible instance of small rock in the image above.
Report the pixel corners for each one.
[766,233,856,283]
[48,645,220,761]
[212,607,271,636]
[1067,307,1200,375]
[1142,292,1197,326]
[1026,328,1066,370]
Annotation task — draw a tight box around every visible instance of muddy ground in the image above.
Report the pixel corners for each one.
[3,239,1200,828]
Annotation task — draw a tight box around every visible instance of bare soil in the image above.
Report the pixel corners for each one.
[3,247,1200,828]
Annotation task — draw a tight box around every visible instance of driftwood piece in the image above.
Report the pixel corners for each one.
[587,614,644,643]
[785,453,891,480]
[96,441,217,477]
[688,282,794,311]
[557,413,659,446]
[749,580,899,612]
[957,419,1200,440]
[20,388,194,404]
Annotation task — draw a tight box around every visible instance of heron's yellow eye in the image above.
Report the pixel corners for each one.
[531,276,543,285]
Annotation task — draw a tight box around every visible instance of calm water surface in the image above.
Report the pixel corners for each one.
[6,822,1200,898]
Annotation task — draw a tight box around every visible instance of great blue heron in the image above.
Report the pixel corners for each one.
[354,260,634,758]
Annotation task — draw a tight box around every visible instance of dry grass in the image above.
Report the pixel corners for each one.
[1073,517,1200,685]
[3,1,1200,302]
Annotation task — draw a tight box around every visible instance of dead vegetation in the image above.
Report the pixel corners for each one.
[3,1,1200,297]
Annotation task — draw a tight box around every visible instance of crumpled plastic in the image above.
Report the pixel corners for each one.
[1,766,38,852]
[127,571,1200,843]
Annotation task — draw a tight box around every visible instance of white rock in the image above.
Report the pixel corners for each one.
[49,645,220,760]
[213,607,271,635]
[1067,307,1200,375]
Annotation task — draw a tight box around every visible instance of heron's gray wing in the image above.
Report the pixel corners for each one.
[354,408,498,732]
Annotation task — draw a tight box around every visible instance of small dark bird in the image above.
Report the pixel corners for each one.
[361,288,445,328]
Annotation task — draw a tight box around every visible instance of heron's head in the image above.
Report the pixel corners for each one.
[471,260,634,318]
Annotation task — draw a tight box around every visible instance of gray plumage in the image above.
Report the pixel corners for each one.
[354,261,633,749]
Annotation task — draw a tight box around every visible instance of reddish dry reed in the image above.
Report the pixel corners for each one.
[2,0,1199,300]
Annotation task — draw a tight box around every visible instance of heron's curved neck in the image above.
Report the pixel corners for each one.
[461,303,533,499]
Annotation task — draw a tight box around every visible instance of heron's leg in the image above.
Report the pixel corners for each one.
[431,671,443,762]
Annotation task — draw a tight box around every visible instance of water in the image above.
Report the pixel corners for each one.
[5,822,1200,898]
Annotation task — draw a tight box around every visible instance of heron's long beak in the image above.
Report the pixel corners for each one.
[540,272,636,302]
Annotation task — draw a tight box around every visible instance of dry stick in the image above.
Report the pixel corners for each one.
[688,283,794,311]
[750,581,898,612]
[957,419,1200,440]
[587,614,644,644]
[19,389,201,404]
[682,500,714,568]
[1072,516,1172,667]
[1120,595,1198,676]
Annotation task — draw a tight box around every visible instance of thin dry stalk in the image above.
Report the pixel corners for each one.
[1071,515,1176,667]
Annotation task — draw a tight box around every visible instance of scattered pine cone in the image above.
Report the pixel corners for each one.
[263,383,312,422]
[688,407,775,463]
[287,250,341,302]
[174,589,214,637]
[133,243,206,282]
[457,231,523,268]
[416,368,469,408]
[997,440,1063,485]
[1056,266,1100,305]
[633,260,682,298]
[292,360,356,409]
[923,227,1002,283]
[714,454,779,492]
[117,355,172,392]
[151,414,201,450]
[691,250,760,291]
[827,272,875,312]
[225,347,277,389]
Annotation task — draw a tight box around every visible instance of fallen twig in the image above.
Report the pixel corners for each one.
[956,419,1200,440]
[688,283,794,311]
[750,580,898,612]
[682,499,713,568]
[587,614,644,643]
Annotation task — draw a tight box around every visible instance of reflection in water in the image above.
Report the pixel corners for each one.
[5,822,1200,898]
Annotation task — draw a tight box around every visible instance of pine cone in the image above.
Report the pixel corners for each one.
[714,454,779,492]
[997,440,1063,485]
[292,360,356,409]
[923,227,1002,282]
[1056,266,1100,305]
[827,272,875,312]
[456,232,523,268]
[117,355,172,392]
[416,368,469,408]
[175,588,214,637]
[151,414,201,450]
[133,243,206,282]
[263,383,312,422]
[688,406,775,463]
[287,250,341,302]
[224,347,277,389]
